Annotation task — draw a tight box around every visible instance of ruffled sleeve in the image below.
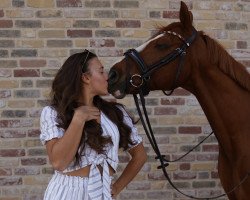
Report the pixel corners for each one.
[40,106,64,145]
[119,106,143,151]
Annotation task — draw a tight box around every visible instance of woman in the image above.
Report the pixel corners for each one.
[40,50,147,200]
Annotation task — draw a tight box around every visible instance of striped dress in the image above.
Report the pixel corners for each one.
[40,106,142,200]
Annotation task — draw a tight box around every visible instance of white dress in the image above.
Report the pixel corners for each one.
[40,106,142,200]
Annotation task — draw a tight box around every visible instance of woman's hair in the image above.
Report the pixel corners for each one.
[50,51,135,165]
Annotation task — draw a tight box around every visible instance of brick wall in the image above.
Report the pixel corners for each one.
[0,0,249,199]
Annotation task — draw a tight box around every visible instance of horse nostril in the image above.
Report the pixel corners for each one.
[108,69,118,84]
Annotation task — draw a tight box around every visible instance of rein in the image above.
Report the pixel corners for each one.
[134,92,249,199]
[123,29,249,199]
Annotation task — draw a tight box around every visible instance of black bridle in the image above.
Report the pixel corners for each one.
[123,29,249,199]
[124,29,197,96]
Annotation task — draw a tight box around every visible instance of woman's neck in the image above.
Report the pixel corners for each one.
[78,91,95,107]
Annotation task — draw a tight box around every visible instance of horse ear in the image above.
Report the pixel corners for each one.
[179,1,193,30]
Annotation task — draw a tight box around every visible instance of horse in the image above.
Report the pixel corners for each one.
[108,1,250,200]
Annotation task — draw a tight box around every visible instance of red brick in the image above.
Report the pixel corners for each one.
[202,144,219,152]
[0,120,20,128]
[85,1,111,7]
[147,191,172,199]
[161,97,185,105]
[11,49,37,57]
[120,193,145,199]
[0,20,13,28]
[211,171,219,179]
[0,10,4,17]
[14,90,40,98]
[42,167,54,174]
[173,172,196,180]
[0,40,15,47]
[28,149,47,156]
[21,158,47,166]
[20,59,46,68]
[226,22,247,30]
[148,171,167,180]
[178,126,202,134]
[0,90,11,98]
[14,69,40,77]
[0,30,20,37]
[95,30,120,37]
[126,182,151,190]
[154,107,177,115]
[180,163,190,170]
[152,127,176,134]
[14,167,40,175]
[0,69,12,77]
[0,168,12,176]
[13,0,25,7]
[27,129,40,137]
[172,154,195,162]
[0,60,17,68]
[149,11,161,18]
[116,20,141,28]
[56,0,82,7]
[197,154,218,161]
[0,130,26,138]
[114,1,139,8]
[0,149,25,157]
[0,177,22,186]
[15,20,41,28]
[237,41,247,49]
[193,181,216,188]
[163,11,179,18]
[67,30,92,37]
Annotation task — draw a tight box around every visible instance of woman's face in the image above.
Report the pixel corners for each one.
[86,57,109,96]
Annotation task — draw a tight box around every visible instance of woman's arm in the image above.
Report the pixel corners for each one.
[45,106,100,171]
[111,143,147,198]
[45,117,84,171]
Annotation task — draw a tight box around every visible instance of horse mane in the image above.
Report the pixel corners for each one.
[201,33,250,92]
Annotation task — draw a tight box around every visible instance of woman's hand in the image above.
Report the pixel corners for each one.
[73,106,100,124]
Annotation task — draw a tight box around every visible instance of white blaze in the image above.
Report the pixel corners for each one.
[135,33,165,52]
[112,33,165,66]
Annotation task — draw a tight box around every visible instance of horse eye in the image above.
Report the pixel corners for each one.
[155,43,170,50]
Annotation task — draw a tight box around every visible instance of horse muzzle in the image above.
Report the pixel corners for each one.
[108,69,127,99]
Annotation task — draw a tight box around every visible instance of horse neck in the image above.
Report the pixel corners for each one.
[185,62,250,157]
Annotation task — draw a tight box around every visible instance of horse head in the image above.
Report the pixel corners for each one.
[108,1,206,98]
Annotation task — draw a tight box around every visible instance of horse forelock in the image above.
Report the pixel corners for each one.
[202,34,250,92]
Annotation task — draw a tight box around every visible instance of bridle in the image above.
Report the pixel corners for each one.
[124,28,197,96]
[123,29,249,199]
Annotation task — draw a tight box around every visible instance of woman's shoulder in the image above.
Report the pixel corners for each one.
[41,105,57,118]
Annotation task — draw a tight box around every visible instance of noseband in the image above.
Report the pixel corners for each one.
[124,29,197,96]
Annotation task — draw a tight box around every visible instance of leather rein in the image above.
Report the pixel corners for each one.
[123,29,249,199]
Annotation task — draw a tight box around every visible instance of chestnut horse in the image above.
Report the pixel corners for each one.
[108,1,250,200]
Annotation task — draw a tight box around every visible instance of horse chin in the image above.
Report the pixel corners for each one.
[112,90,126,99]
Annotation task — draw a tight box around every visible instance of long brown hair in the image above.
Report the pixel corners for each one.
[50,51,135,165]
